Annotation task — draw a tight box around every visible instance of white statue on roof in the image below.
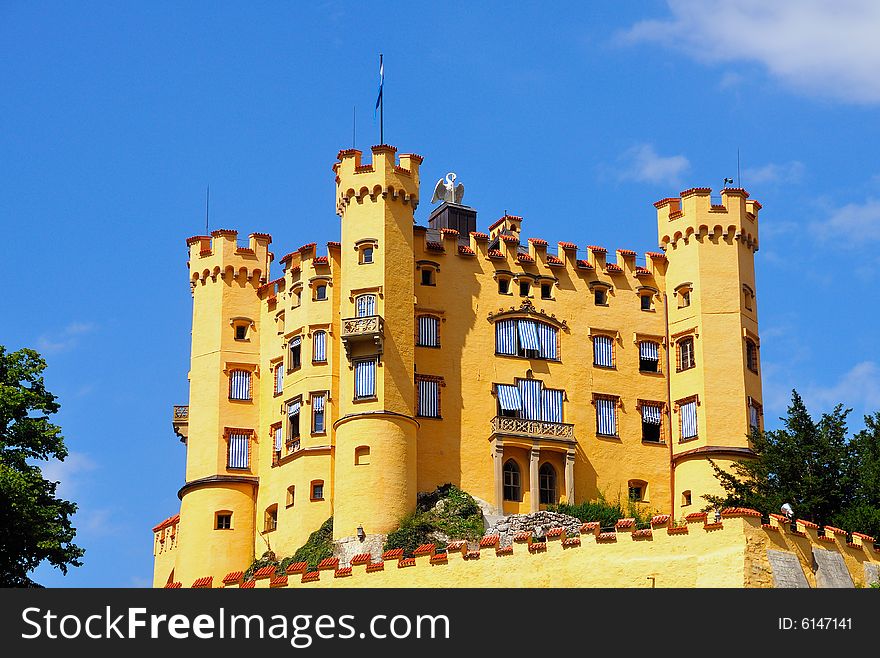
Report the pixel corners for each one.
[431,172,464,205]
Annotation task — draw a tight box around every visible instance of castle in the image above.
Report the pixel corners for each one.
[152,144,767,588]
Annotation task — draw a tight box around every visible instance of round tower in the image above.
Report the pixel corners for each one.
[331,145,422,549]
[174,230,270,585]
[656,188,763,519]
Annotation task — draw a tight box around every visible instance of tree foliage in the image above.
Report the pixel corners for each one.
[0,346,84,586]
[705,390,880,539]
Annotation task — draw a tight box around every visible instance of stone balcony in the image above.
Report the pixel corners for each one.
[340,314,384,357]
[172,405,188,443]
[490,415,575,447]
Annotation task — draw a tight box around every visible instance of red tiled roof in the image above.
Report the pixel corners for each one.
[680,187,712,197]
[465,550,480,559]
[558,241,578,250]
[413,543,436,556]
[350,553,372,565]
[823,525,846,535]
[853,532,875,542]
[797,519,818,529]
[576,259,594,269]
[762,524,779,532]
[286,561,308,574]
[562,537,581,548]
[426,241,445,251]
[191,576,213,589]
[313,255,328,265]
[653,197,679,209]
[335,567,352,578]
[487,249,503,259]
[365,562,385,573]
[152,514,180,533]
[398,558,416,568]
[500,233,519,243]
[546,255,563,265]
[445,541,467,552]
[605,263,623,273]
[545,527,565,538]
[517,253,535,263]
[704,522,723,530]
[685,512,708,522]
[513,531,532,542]
[495,545,513,556]
[587,245,606,253]
[240,580,255,589]
[470,231,489,240]
[647,251,667,260]
[528,238,547,246]
[317,557,339,570]
[211,229,237,238]
[634,266,650,276]
[720,508,762,518]
[458,245,475,256]
[429,553,448,564]
[222,571,244,584]
[270,575,288,587]
[632,529,653,539]
[479,535,499,547]
[650,515,670,526]
[488,214,522,231]
[298,242,317,253]
[667,526,688,535]
[579,522,600,533]
[186,235,210,246]
[617,249,636,256]
[327,241,341,249]
[164,582,182,589]
[440,228,460,236]
[615,518,635,529]
[382,548,405,560]
[301,571,320,583]
[597,532,617,542]
[253,566,276,579]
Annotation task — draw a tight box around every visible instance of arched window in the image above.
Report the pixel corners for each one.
[746,339,759,373]
[312,330,327,363]
[495,319,558,360]
[539,463,557,505]
[264,504,278,532]
[503,459,521,502]
[355,294,376,317]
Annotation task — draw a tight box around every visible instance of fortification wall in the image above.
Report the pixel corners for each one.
[166,510,880,589]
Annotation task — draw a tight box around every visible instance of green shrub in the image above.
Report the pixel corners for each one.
[242,517,334,580]
[549,492,654,528]
[385,484,484,557]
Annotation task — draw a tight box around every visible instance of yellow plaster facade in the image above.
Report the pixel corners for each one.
[153,145,767,588]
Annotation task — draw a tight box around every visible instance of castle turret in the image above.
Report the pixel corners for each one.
[331,146,422,550]
[656,188,763,518]
[174,230,271,585]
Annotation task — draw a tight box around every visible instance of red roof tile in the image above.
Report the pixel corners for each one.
[653,197,679,209]
[667,526,689,535]
[335,567,352,578]
[191,576,213,589]
[558,241,578,250]
[487,249,503,259]
[680,187,712,197]
[479,535,499,548]
[286,561,308,574]
[426,241,445,251]
[413,543,436,556]
[365,562,385,573]
[496,546,514,556]
[797,519,818,529]
[440,228,459,236]
[587,245,607,253]
[458,245,476,256]
[350,553,372,565]
[445,541,467,552]
[270,575,288,587]
[488,214,522,231]
[240,580,255,589]
[398,558,416,568]
[580,522,600,533]
[823,525,847,536]
[647,251,667,260]
[152,514,180,533]
[617,249,636,256]
[597,532,617,542]
[317,557,339,570]
[429,553,448,564]
[253,566,276,579]
[465,550,481,560]
[685,512,708,522]
[298,242,317,253]
[615,518,635,529]
[720,508,762,518]
[164,582,182,589]
[301,571,320,583]
[222,571,244,584]
[528,238,548,246]
[382,548,405,560]
[605,263,623,273]
[313,255,329,265]
[562,537,581,548]
[545,527,565,538]
[632,529,653,539]
[513,531,532,542]
[517,253,534,263]
[546,255,564,265]
[500,233,520,243]
[576,259,594,269]
[470,231,489,240]
[650,514,670,526]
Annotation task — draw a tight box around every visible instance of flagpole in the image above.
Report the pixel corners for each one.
[379,53,384,144]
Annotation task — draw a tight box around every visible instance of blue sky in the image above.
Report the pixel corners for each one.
[2,1,879,587]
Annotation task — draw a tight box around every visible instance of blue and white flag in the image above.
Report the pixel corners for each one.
[375,54,384,112]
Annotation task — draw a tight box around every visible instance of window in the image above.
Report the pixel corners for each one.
[680,399,698,440]
[496,378,564,423]
[310,480,324,501]
[272,423,283,455]
[595,396,618,436]
[355,294,376,318]
[315,284,327,301]
[498,278,510,295]
[215,512,232,530]
[628,481,645,502]
[286,486,295,507]
[229,370,252,401]
[748,397,762,431]
[592,335,614,368]
[421,268,434,286]
[495,319,558,360]
[274,364,284,395]
[361,246,373,264]
[594,288,607,306]
[287,400,301,445]
[743,285,754,311]
[227,432,250,469]
[677,337,696,371]
[354,359,376,399]
[746,339,759,373]
[519,281,530,297]
[289,337,302,370]
[235,324,247,340]
[312,393,326,433]
[416,377,441,418]
[641,402,662,442]
[677,286,691,308]
[503,460,521,502]
[541,283,552,300]
[539,463,557,505]
[639,341,660,373]
[264,505,278,532]
[294,289,302,307]
[640,294,653,311]
[682,490,692,507]
[416,315,440,347]
[313,330,327,363]
[355,445,370,465]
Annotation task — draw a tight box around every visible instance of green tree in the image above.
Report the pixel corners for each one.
[704,390,854,526]
[0,346,84,586]
[832,412,880,539]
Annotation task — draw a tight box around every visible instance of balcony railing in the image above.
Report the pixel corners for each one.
[491,415,575,442]
[172,405,188,443]
[341,314,384,356]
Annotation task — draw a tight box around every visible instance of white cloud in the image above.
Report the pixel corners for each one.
[621,0,880,104]
[742,161,805,186]
[811,198,880,243]
[40,452,98,498]
[615,143,690,186]
[802,361,880,415]
[36,322,96,354]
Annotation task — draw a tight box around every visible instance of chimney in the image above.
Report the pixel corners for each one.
[428,201,477,238]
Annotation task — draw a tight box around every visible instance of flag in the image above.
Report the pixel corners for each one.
[375,54,384,112]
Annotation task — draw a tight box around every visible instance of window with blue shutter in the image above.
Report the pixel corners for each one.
[593,336,614,368]
[227,432,250,469]
[313,331,327,363]
[356,294,376,318]
[495,320,517,355]
[312,393,326,433]
[596,397,617,436]
[639,341,660,373]
[229,370,252,400]
[681,400,698,440]
[417,316,440,347]
[355,360,376,399]
[416,378,440,418]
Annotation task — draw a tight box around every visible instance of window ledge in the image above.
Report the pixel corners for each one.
[311,432,327,438]
[641,440,666,445]
[417,415,442,420]
[679,437,699,443]
[228,398,254,403]
[313,360,328,365]
[285,503,295,509]
[353,396,378,404]
[596,434,621,441]
[416,344,441,349]
[638,370,664,376]
[310,497,325,502]
[263,528,276,534]
[593,364,616,370]
[594,303,609,307]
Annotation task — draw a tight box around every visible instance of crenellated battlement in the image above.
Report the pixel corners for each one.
[656,187,761,252]
[334,145,422,217]
[167,509,880,589]
[187,230,271,288]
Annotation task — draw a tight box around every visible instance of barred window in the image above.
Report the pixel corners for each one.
[227,432,250,470]
[680,399,698,440]
[678,337,696,371]
[274,364,284,395]
[229,370,252,401]
[595,397,617,436]
[312,393,326,433]
[746,339,759,373]
[495,319,558,360]
[354,359,376,399]
[355,294,376,318]
[416,378,440,418]
[313,330,327,363]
